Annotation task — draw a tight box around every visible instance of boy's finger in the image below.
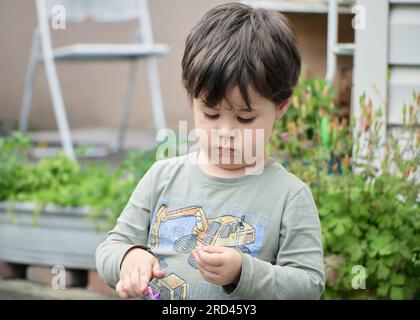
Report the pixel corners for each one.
[196,257,220,275]
[202,245,225,254]
[139,265,152,294]
[195,247,224,266]
[152,262,165,278]
[116,280,130,299]
[123,276,136,298]
[198,265,218,283]
[129,269,143,296]
[192,250,204,265]
[192,250,209,270]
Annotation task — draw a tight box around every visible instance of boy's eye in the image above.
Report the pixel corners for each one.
[203,113,219,120]
[237,117,255,124]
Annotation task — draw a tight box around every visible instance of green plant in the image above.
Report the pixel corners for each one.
[0,136,158,231]
[267,76,345,160]
[0,132,31,199]
[280,90,420,300]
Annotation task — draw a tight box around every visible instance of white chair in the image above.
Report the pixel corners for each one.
[20,0,169,159]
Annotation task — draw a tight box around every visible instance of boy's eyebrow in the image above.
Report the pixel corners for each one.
[200,103,258,112]
[239,107,257,112]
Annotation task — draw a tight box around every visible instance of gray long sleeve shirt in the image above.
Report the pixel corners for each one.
[95,150,325,300]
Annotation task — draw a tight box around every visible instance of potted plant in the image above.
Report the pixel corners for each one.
[0,133,156,269]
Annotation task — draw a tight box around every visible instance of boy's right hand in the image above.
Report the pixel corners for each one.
[116,248,165,299]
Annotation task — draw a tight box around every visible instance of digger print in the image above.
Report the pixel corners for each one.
[149,204,256,269]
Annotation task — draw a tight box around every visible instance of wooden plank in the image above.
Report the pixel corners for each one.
[389,5,420,65]
[241,0,354,13]
[388,66,420,124]
[352,0,389,170]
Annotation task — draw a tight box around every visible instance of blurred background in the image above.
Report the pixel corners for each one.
[0,0,353,138]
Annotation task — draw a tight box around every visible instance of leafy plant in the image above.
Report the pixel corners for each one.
[0,132,31,199]
[0,136,158,231]
[270,88,420,300]
[267,76,346,160]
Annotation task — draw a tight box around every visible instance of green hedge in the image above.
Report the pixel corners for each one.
[266,80,419,299]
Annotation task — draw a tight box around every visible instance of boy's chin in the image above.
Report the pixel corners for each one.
[211,154,255,170]
[209,151,244,165]
[215,162,247,170]
[199,148,263,169]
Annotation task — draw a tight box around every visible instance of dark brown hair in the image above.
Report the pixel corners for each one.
[182,2,301,111]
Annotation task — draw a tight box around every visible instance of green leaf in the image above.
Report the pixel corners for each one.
[391,274,406,286]
[377,262,390,280]
[377,283,390,297]
[350,244,363,261]
[333,222,346,237]
[378,243,393,256]
[390,286,404,300]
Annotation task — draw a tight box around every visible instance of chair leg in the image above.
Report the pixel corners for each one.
[36,0,75,160]
[146,57,167,135]
[20,30,41,133]
[43,59,75,160]
[115,60,138,152]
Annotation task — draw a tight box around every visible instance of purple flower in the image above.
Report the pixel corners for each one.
[279,132,289,140]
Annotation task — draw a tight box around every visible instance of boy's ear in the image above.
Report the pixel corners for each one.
[275,96,292,120]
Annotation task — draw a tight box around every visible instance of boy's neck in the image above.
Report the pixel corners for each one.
[196,149,270,179]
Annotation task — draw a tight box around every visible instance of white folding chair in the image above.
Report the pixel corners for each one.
[20,0,169,159]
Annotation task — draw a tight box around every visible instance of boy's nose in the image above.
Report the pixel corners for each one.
[218,127,238,138]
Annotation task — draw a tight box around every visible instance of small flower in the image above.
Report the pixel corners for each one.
[279,132,289,140]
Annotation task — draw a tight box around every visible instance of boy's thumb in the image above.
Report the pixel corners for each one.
[203,245,224,254]
[152,263,165,278]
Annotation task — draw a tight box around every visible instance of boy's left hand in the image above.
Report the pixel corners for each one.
[191,245,242,286]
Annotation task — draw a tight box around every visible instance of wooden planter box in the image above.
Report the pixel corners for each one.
[0,201,107,270]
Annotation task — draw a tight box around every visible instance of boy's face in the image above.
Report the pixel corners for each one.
[192,85,290,171]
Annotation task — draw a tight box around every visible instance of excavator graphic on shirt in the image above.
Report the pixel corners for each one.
[150,204,256,269]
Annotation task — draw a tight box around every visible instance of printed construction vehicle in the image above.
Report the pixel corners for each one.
[150,204,256,268]
[150,273,188,300]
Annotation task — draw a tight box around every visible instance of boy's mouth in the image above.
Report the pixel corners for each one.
[216,146,236,157]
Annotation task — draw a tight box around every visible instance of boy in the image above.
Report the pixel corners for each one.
[96,3,324,300]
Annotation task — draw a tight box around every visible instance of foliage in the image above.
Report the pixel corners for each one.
[267,76,348,161]
[268,87,420,300]
[0,135,158,230]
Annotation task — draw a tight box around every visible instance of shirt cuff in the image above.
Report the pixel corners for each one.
[118,244,157,271]
[221,252,253,297]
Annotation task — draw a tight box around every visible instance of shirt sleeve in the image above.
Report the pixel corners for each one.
[222,185,325,299]
[95,163,157,289]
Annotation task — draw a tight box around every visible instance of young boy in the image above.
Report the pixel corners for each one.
[96,3,324,300]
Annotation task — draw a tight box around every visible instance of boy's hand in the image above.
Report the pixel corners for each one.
[191,245,242,286]
[116,248,165,299]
